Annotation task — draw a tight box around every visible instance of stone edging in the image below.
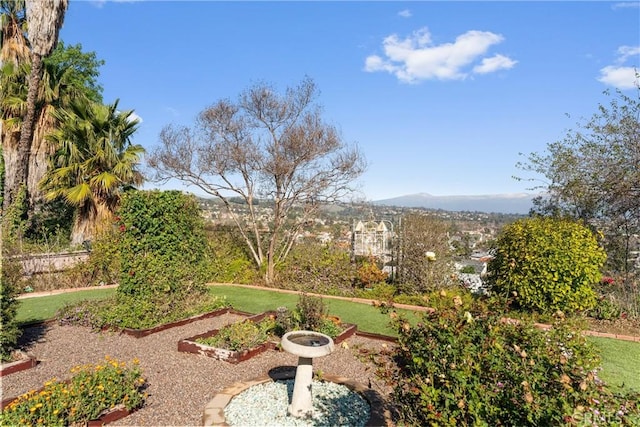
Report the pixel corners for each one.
[202,367,392,426]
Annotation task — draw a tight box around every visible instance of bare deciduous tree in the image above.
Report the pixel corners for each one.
[148,77,366,284]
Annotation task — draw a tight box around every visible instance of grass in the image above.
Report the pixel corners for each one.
[12,284,640,392]
[208,284,420,336]
[589,336,640,392]
[15,288,116,325]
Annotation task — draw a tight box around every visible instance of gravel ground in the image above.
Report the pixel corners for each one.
[2,314,395,426]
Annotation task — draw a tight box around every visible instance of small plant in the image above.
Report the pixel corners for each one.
[278,294,345,338]
[295,293,328,332]
[0,356,146,425]
[356,256,388,288]
[459,265,477,274]
[197,317,277,352]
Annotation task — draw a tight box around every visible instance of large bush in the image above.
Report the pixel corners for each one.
[205,225,256,284]
[116,190,210,300]
[56,191,228,330]
[487,217,605,313]
[276,241,357,295]
[390,306,640,426]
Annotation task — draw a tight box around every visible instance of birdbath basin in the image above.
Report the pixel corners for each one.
[281,331,335,418]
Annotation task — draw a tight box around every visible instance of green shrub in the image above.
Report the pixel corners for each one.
[355,282,397,301]
[487,217,605,313]
[0,356,146,425]
[0,246,23,361]
[389,304,640,426]
[68,227,122,287]
[273,295,344,338]
[276,242,357,295]
[116,190,210,299]
[205,226,257,284]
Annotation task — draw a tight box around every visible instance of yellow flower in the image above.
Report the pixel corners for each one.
[30,407,37,413]
[53,409,59,415]
[132,357,140,365]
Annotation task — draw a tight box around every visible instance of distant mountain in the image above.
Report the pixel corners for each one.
[373,192,538,214]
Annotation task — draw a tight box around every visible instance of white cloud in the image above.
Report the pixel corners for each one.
[598,66,638,89]
[398,9,412,18]
[615,45,640,63]
[364,27,516,83]
[597,45,639,89]
[473,54,518,74]
[612,2,640,10]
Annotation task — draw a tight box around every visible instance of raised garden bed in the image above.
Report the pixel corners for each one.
[2,397,136,426]
[0,354,37,377]
[178,311,358,363]
[178,311,278,364]
[103,307,233,338]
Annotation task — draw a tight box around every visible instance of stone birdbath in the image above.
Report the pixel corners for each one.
[280,330,335,418]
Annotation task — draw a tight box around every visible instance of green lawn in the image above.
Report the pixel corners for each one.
[207,285,420,336]
[589,336,640,392]
[13,284,639,392]
[15,288,116,325]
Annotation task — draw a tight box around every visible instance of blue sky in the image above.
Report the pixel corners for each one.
[59,1,639,201]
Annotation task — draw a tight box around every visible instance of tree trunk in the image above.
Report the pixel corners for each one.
[265,256,275,285]
[70,200,112,246]
[1,126,22,212]
[27,108,55,208]
[10,52,44,211]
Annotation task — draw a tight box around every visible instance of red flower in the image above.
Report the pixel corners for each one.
[119,224,126,232]
[600,276,614,285]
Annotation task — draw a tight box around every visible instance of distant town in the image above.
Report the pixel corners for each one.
[196,196,525,266]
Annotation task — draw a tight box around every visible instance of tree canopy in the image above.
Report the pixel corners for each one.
[148,77,366,284]
[517,88,640,273]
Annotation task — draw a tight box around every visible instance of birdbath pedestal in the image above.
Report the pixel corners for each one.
[280,331,335,418]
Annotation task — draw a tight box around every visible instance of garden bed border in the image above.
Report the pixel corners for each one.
[178,310,358,363]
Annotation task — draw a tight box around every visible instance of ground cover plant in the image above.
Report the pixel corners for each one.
[0,356,146,426]
[196,316,278,352]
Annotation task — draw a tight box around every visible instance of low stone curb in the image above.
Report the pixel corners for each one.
[202,367,393,426]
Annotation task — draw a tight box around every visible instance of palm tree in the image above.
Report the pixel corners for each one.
[10,0,67,211]
[1,0,28,212]
[2,39,105,214]
[41,99,145,245]
[0,0,28,66]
